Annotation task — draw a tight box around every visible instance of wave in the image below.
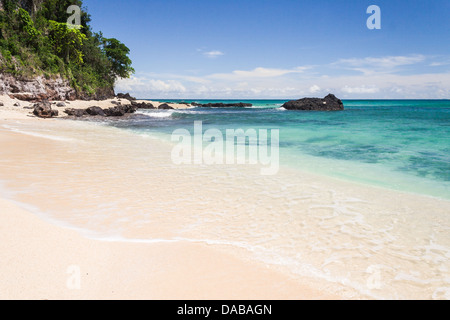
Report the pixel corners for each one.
[136,110,174,118]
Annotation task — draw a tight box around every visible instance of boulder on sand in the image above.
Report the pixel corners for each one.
[33,102,59,118]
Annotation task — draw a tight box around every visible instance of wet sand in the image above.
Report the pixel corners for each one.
[1,95,449,300]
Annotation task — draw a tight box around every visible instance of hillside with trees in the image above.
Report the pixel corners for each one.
[0,0,134,99]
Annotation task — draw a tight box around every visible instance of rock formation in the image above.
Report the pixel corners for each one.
[158,103,174,110]
[33,102,58,118]
[0,73,115,102]
[64,104,137,118]
[281,94,344,111]
[116,93,136,101]
[131,101,155,109]
[0,74,77,102]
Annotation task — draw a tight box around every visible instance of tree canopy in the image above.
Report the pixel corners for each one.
[0,0,134,98]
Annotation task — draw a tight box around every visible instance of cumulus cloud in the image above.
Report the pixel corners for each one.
[116,76,186,97]
[115,54,450,99]
[309,85,321,94]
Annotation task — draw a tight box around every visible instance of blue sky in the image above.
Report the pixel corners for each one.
[84,0,450,99]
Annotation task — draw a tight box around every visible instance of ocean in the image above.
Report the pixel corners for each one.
[116,99,450,200]
[1,99,449,299]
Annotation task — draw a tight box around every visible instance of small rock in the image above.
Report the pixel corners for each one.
[86,106,106,117]
[13,102,20,107]
[158,103,173,110]
[116,93,136,101]
[131,101,155,109]
[33,102,58,118]
[56,102,66,107]
[0,102,4,107]
[64,108,87,117]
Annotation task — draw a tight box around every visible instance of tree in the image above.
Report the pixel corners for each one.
[103,37,134,79]
[48,20,86,64]
[17,8,41,44]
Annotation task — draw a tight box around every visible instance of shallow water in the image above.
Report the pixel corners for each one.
[0,102,449,299]
[121,99,450,200]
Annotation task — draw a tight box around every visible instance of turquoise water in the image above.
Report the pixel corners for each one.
[114,99,450,199]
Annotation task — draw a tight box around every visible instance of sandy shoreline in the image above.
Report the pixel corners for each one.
[0,196,336,300]
[0,94,339,300]
[1,94,449,300]
[0,94,190,121]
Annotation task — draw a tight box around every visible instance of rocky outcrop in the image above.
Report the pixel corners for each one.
[104,104,137,116]
[281,94,344,111]
[117,93,136,101]
[33,102,59,118]
[0,73,77,102]
[0,73,115,102]
[86,106,106,117]
[131,101,155,109]
[191,102,253,108]
[158,103,174,110]
[64,104,137,118]
[64,108,87,117]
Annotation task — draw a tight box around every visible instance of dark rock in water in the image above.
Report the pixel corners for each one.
[116,93,136,101]
[33,102,58,118]
[105,106,126,117]
[56,102,66,107]
[104,104,137,117]
[64,104,137,118]
[158,103,174,110]
[86,106,106,117]
[191,102,252,108]
[132,101,155,109]
[282,94,344,111]
[14,102,21,107]
[64,108,87,117]
[0,102,4,106]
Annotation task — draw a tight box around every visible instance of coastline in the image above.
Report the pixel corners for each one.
[0,94,191,121]
[1,95,449,300]
[0,96,339,299]
[0,196,336,300]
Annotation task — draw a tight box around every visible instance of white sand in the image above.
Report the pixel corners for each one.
[0,94,190,121]
[0,96,338,299]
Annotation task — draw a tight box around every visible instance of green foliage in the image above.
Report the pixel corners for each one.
[48,20,86,64]
[103,38,135,79]
[17,8,41,44]
[0,0,134,97]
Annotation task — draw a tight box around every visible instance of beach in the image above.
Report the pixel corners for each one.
[0,95,449,300]
[0,95,338,300]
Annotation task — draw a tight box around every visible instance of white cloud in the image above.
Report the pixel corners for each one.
[203,50,224,58]
[209,66,310,80]
[334,54,426,75]
[116,76,186,97]
[115,55,450,99]
[309,85,321,94]
[341,85,380,94]
[338,55,425,68]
